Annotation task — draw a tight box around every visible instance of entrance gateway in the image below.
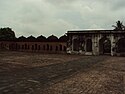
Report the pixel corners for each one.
[66,21,125,56]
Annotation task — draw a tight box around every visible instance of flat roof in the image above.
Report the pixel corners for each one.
[67,30,125,34]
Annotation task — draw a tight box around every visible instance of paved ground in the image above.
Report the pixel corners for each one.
[0,51,125,94]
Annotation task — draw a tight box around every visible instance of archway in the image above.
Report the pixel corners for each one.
[117,38,125,53]
[43,45,45,50]
[86,39,92,52]
[59,45,62,51]
[56,46,58,51]
[22,45,24,50]
[25,44,27,50]
[63,46,66,51]
[99,37,111,55]
[73,38,79,51]
[47,44,49,50]
[38,45,40,50]
[50,45,52,51]
[32,45,34,50]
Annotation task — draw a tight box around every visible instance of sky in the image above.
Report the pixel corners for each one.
[0,0,125,37]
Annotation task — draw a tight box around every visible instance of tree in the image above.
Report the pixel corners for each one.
[0,27,16,40]
[112,20,125,30]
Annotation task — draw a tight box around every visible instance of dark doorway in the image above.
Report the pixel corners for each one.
[63,46,66,51]
[56,46,58,51]
[99,37,111,55]
[47,44,49,50]
[117,38,125,53]
[59,45,62,51]
[86,39,92,52]
[73,38,79,51]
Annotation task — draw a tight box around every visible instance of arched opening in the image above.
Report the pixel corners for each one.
[47,44,49,50]
[56,46,58,51]
[63,46,66,51]
[86,39,92,52]
[15,43,18,50]
[25,44,27,49]
[38,45,40,50]
[11,44,15,50]
[73,38,79,51]
[50,45,52,51]
[32,45,34,50]
[18,45,20,50]
[1,43,4,49]
[22,45,24,50]
[28,45,30,50]
[35,44,37,50]
[99,37,111,55]
[43,45,45,50]
[117,38,125,53]
[59,45,62,51]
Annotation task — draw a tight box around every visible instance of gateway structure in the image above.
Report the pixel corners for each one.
[66,21,125,56]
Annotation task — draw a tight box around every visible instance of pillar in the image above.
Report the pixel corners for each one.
[111,34,116,56]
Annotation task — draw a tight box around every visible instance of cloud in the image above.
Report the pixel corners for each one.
[0,0,125,37]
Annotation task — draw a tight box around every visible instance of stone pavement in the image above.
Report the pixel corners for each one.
[0,52,125,94]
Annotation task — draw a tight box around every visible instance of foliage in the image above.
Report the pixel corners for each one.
[112,20,125,30]
[0,27,16,40]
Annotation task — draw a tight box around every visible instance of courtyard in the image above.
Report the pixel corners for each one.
[0,51,125,94]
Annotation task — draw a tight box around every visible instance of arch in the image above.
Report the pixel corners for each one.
[15,43,17,50]
[63,46,66,51]
[73,38,79,51]
[28,45,30,49]
[43,45,45,50]
[38,45,40,50]
[9,44,11,50]
[99,37,111,55]
[86,39,92,52]
[59,45,62,51]
[116,38,125,53]
[18,45,20,50]
[32,45,34,50]
[56,46,58,51]
[22,45,24,50]
[47,44,49,50]
[25,44,27,49]
[50,45,52,51]
[35,44,37,50]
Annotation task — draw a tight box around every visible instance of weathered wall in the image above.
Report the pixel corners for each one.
[0,41,67,54]
[67,30,125,56]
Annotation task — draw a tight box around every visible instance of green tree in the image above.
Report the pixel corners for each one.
[0,27,16,40]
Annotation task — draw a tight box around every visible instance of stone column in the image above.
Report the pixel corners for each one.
[92,35,96,55]
[93,34,100,55]
[71,38,74,52]
[111,34,116,56]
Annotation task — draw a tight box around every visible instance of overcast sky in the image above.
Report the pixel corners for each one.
[0,0,125,37]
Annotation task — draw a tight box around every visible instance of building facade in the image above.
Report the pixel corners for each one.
[0,35,67,54]
[67,30,125,56]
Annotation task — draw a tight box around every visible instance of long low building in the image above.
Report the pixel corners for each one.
[66,30,125,56]
[0,35,67,54]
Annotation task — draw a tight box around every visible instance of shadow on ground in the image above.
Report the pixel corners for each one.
[0,55,108,94]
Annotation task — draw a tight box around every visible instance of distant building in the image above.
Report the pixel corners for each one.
[67,21,125,56]
[67,30,125,56]
[0,34,67,54]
